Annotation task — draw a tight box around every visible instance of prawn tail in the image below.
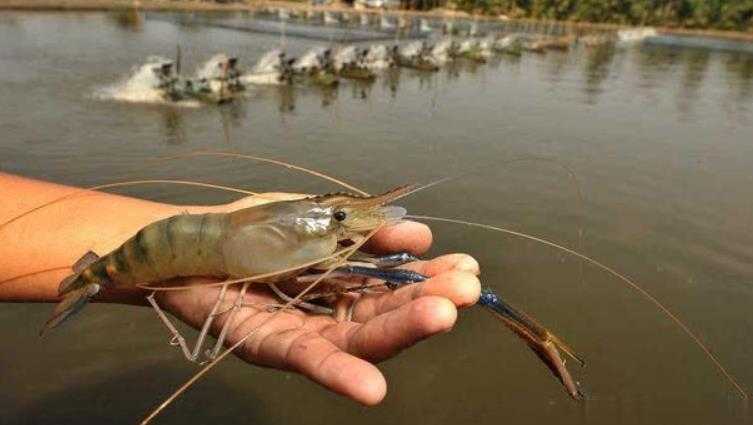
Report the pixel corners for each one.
[40,283,101,336]
[478,287,585,400]
[58,250,100,295]
[40,251,102,336]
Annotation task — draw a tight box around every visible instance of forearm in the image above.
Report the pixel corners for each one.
[0,173,191,303]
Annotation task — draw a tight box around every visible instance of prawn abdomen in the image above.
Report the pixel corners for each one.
[109,212,229,284]
[42,213,229,333]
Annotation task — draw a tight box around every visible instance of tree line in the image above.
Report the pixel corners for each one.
[399,0,753,32]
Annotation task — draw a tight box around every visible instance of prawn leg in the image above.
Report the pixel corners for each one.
[207,281,339,360]
[146,292,194,361]
[205,281,351,360]
[207,282,251,360]
[146,284,231,363]
[267,283,334,315]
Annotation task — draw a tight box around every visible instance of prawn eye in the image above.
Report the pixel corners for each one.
[334,211,347,222]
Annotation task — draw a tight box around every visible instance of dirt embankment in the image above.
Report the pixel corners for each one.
[2,0,752,42]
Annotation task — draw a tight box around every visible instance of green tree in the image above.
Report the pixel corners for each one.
[687,0,722,28]
[720,0,753,31]
[448,0,753,31]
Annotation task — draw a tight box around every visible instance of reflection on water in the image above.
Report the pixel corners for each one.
[542,49,571,85]
[2,11,753,425]
[583,44,617,104]
[381,68,401,97]
[635,44,682,89]
[317,84,338,107]
[276,85,296,113]
[108,8,144,32]
[348,79,374,100]
[677,48,711,118]
[218,100,247,128]
[161,108,186,145]
[724,52,753,103]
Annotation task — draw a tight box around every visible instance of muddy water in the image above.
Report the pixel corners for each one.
[1,11,753,425]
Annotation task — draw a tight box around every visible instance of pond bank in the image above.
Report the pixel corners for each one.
[1,0,752,44]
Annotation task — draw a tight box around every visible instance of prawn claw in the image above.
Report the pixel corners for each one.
[478,287,585,400]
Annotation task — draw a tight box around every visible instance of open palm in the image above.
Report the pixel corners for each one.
[156,221,481,405]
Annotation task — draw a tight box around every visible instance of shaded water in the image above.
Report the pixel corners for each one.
[2,11,753,425]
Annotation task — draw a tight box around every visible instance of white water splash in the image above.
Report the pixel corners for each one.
[239,49,286,86]
[380,15,395,30]
[420,18,433,33]
[254,49,283,73]
[93,56,198,106]
[429,38,454,65]
[323,11,339,25]
[457,38,476,54]
[493,34,519,50]
[195,53,233,80]
[399,40,424,59]
[293,47,328,72]
[364,44,394,70]
[618,27,658,43]
[333,45,358,72]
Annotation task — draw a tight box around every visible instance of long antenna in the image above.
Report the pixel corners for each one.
[407,214,748,400]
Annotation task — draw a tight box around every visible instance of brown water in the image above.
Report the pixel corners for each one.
[2,11,753,425]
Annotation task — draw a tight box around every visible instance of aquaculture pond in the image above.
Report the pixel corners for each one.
[2,10,753,425]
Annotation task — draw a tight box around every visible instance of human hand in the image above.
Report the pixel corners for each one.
[157,195,481,405]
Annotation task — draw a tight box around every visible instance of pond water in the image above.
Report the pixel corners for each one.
[1,10,753,425]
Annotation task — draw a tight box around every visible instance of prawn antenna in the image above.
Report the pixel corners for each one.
[0,180,256,232]
[150,150,369,196]
[406,214,748,401]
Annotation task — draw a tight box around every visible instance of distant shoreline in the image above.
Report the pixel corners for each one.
[2,0,753,43]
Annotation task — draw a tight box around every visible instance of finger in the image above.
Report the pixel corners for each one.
[348,253,480,320]
[351,270,480,322]
[400,253,480,276]
[329,296,457,363]
[365,220,432,255]
[250,321,387,406]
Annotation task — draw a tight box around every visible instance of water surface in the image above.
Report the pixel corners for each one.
[1,11,753,425]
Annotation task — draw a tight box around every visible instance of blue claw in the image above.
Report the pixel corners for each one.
[478,287,585,400]
[357,252,420,268]
[336,265,427,289]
